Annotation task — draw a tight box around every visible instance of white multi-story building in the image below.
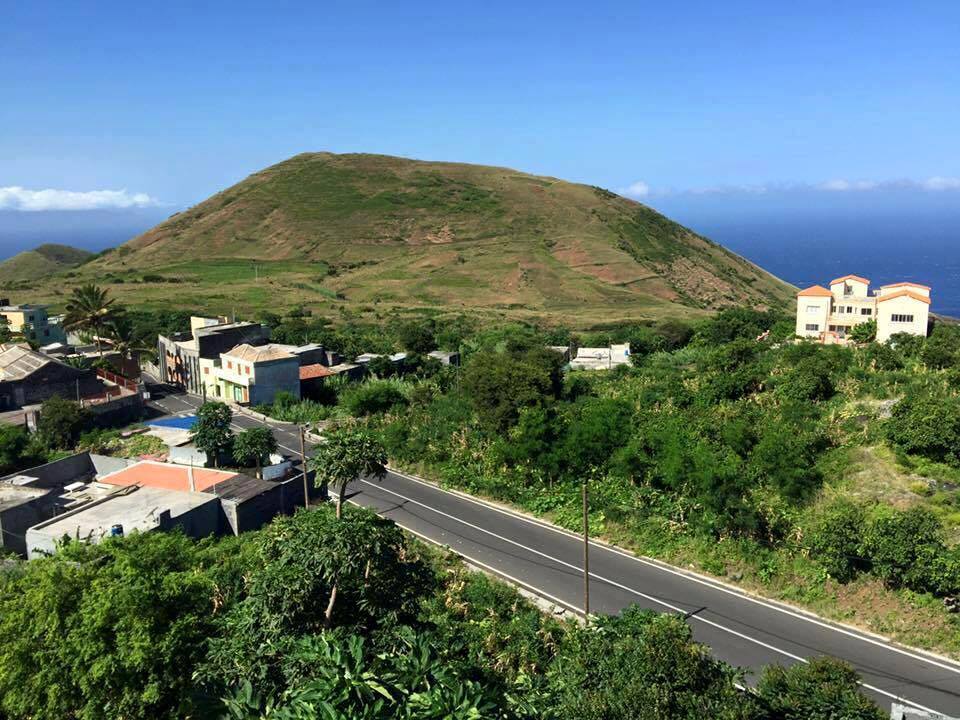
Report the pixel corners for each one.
[796,275,931,344]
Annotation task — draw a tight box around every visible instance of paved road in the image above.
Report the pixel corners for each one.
[147,386,960,715]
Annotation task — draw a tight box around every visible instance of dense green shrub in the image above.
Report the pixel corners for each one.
[342,380,409,416]
[36,396,92,450]
[548,607,749,720]
[885,391,960,465]
[462,347,563,432]
[806,500,870,583]
[862,506,954,594]
[755,657,885,720]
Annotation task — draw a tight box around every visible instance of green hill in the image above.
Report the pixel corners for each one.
[0,244,93,285]
[80,153,794,323]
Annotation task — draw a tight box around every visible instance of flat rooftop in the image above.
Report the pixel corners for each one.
[29,485,215,541]
[0,484,49,511]
[99,461,239,493]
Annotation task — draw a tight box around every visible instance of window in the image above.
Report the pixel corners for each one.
[891,314,914,323]
[847,306,854,313]
[227,361,233,369]
[860,308,872,316]
[805,305,819,313]
[805,323,819,331]
[245,366,251,375]
[836,306,845,314]
[203,367,209,375]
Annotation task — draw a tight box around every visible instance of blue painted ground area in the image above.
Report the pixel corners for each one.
[147,414,197,430]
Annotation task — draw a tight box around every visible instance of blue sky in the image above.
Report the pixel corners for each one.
[1,1,958,255]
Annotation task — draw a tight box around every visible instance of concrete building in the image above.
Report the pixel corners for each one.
[0,303,66,344]
[5,454,308,557]
[428,350,461,366]
[25,484,220,559]
[570,343,631,370]
[0,453,136,555]
[0,343,103,410]
[204,343,301,405]
[96,460,305,536]
[796,275,931,344]
[157,316,270,394]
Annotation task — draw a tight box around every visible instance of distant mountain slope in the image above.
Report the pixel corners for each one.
[89,153,794,321]
[0,244,93,285]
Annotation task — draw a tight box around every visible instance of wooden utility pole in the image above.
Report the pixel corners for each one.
[582,479,590,619]
[299,425,309,509]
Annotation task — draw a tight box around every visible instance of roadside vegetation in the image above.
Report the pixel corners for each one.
[0,505,885,719]
[253,308,960,657]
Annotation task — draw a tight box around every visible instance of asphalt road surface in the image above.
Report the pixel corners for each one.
[146,385,960,715]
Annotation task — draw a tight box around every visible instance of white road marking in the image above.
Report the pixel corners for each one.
[155,394,953,711]
[358,478,942,714]
[387,467,960,678]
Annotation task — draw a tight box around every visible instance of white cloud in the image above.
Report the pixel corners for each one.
[0,186,159,211]
[619,181,650,198]
[815,179,879,192]
[920,176,960,191]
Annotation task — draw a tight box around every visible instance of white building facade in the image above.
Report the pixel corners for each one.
[795,275,930,344]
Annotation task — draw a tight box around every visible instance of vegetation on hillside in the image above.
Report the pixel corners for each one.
[19,153,794,324]
[0,507,885,719]
[0,243,92,286]
[249,308,960,657]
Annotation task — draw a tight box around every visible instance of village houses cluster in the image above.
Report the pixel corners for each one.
[0,277,934,562]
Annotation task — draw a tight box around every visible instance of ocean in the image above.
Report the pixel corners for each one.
[2,199,958,317]
[655,201,960,319]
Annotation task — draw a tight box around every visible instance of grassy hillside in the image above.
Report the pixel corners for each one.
[29,153,794,324]
[0,244,93,286]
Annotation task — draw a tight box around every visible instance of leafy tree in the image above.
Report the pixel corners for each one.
[462,348,563,432]
[367,354,398,379]
[232,426,278,477]
[105,313,156,364]
[748,417,823,500]
[655,319,695,351]
[310,428,387,518]
[63,284,117,357]
[0,533,224,720]
[398,320,436,354]
[755,657,885,719]
[848,319,877,343]
[861,341,903,370]
[548,607,750,720]
[191,401,234,467]
[885,391,960,465]
[342,381,407,416]
[203,507,426,687]
[695,308,782,346]
[861,506,951,593]
[36,395,91,450]
[0,315,10,344]
[806,500,870,583]
[559,397,634,480]
[0,424,41,475]
[921,325,960,369]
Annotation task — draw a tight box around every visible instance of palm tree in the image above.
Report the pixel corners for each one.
[105,314,155,364]
[63,284,116,358]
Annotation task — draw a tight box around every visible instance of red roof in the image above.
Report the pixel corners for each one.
[100,461,238,492]
[876,289,931,305]
[797,285,833,297]
[880,281,931,291]
[299,364,335,380]
[830,274,870,286]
